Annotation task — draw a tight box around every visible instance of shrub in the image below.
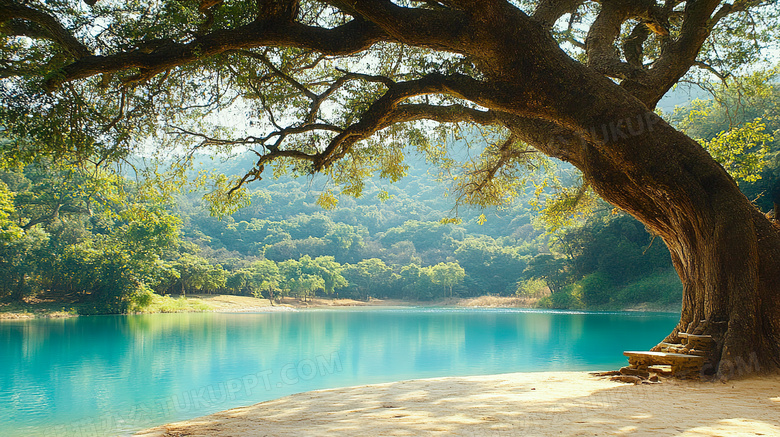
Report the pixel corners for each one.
[128,285,156,313]
[515,278,549,298]
[537,284,584,310]
[579,272,614,306]
[614,269,682,305]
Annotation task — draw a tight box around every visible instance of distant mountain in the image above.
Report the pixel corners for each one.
[657,83,710,114]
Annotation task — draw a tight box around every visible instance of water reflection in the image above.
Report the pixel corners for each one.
[0,309,678,436]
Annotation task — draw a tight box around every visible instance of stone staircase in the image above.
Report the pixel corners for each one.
[621,333,715,380]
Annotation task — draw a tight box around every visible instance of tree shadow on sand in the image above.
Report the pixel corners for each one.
[135,371,780,436]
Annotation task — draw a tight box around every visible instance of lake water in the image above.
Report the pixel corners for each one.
[0,308,678,436]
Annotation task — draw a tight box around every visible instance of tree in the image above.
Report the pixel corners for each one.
[0,227,47,301]
[226,269,254,295]
[398,263,433,300]
[0,162,181,308]
[248,259,283,302]
[454,236,527,295]
[277,257,327,301]
[2,0,779,376]
[324,222,366,263]
[342,258,394,300]
[430,261,465,298]
[0,180,21,242]
[303,255,347,295]
[523,254,571,296]
[171,253,213,295]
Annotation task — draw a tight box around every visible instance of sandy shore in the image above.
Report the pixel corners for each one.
[192,295,543,311]
[136,371,780,436]
[1,294,679,319]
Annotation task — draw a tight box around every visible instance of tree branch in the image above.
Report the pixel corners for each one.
[336,0,470,52]
[238,50,317,100]
[585,1,657,83]
[456,134,525,201]
[311,73,498,171]
[620,0,722,107]
[498,113,586,169]
[44,17,387,91]
[390,103,497,126]
[230,103,501,195]
[0,0,91,58]
[533,0,584,30]
[709,0,765,25]
[693,60,730,82]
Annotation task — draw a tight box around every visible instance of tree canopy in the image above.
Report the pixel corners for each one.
[1,0,776,208]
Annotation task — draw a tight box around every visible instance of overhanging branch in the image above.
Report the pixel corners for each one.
[340,0,470,52]
[533,0,584,30]
[44,17,388,91]
[0,0,91,58]
[311,73,495,171]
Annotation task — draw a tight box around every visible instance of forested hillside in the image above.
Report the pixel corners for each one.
[1,73,777,313]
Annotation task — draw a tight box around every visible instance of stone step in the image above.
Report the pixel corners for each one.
[647,365,673,376]
[659,342,697,354]
[623,351,706,377]
[677,333,713,339]
[619,366,649,378]
[677,333,716,350]
[624,351,706,366]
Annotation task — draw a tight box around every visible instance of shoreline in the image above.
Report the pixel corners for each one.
[0,294,681,320]
[0,295,470,319]
[135,370,780,436]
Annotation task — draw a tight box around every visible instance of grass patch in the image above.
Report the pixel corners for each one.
[131,294,213,314]
[537,285,586,310]
[613,269,682,306]
[458,295,541,308]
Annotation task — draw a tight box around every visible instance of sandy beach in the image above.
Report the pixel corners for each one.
[136,371,780,436]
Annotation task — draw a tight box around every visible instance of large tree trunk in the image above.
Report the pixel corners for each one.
[579,114,780,378]
[555,87,780,378]
[474,13,780,377]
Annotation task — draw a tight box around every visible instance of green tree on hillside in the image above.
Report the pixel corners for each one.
[0,163,182,310]
[398,263,434,300]
[342,258,395,300]
[453,237,527,295]
[278,258,324,301]
[302,255,347,295]
[430,261,465,298]
[523,254,571,296]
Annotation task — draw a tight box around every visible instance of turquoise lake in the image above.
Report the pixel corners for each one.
[0,308,678,436]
